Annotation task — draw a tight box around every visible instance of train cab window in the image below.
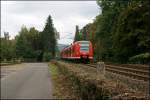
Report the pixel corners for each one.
[79,41,89,52]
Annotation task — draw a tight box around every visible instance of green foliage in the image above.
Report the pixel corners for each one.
[94,0,124,61]
[1,15,58,62]
[113,1,150,63]
[0,33,16,61]
[74,25,81,41]
[43,52,52,62]
[86,0,150,64]
[79,23,97,42]
[129,52,150,64]
[41,15,57,58]
[14,15,58,62]
[15,26,42,61]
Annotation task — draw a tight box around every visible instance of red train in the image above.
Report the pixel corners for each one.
[60,41,93,62]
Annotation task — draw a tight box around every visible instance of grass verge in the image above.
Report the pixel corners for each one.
[48,62,75,99]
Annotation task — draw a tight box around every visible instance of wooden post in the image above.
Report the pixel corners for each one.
[97,61,105,79]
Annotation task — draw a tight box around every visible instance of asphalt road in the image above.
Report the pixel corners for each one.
[1,63,52,99]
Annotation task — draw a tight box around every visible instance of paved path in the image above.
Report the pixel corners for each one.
[1,63,52,99]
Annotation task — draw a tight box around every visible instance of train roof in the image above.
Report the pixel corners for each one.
[61,40,91,52]
[77,40,90,42]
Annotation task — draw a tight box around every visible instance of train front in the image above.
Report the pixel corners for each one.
[78,41,93,61]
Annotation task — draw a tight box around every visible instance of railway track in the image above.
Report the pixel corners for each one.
[85,63,150,81]
[61,60,150,81]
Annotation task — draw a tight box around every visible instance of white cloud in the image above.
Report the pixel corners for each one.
[1,1,100,45]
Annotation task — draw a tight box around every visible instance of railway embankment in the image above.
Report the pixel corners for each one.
[52,60,149,100]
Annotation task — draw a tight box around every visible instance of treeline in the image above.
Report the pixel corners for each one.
[0,15,58,62]
[74,0,150,64]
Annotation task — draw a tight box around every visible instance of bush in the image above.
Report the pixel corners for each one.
[129,52,150,64]
[42,52,52,62]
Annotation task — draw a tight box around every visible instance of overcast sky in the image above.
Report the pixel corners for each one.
[1,1,100,45]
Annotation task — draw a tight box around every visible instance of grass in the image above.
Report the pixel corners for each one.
[48,63,59,77]
[48,63,60,99]
[48,62,75,99]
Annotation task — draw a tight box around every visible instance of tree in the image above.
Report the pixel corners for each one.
[41,15,57,58]
[94,0,132,62]
[15,26,41,61]
[94,0,150,63]
[74,25,81,41]
[1,15,58,62]
[0,32,16,61]
[113,1,150,63]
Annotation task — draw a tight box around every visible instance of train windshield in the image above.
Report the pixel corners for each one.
[79,41,89,52]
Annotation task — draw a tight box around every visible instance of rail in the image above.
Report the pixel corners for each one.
[85,63,150,81]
